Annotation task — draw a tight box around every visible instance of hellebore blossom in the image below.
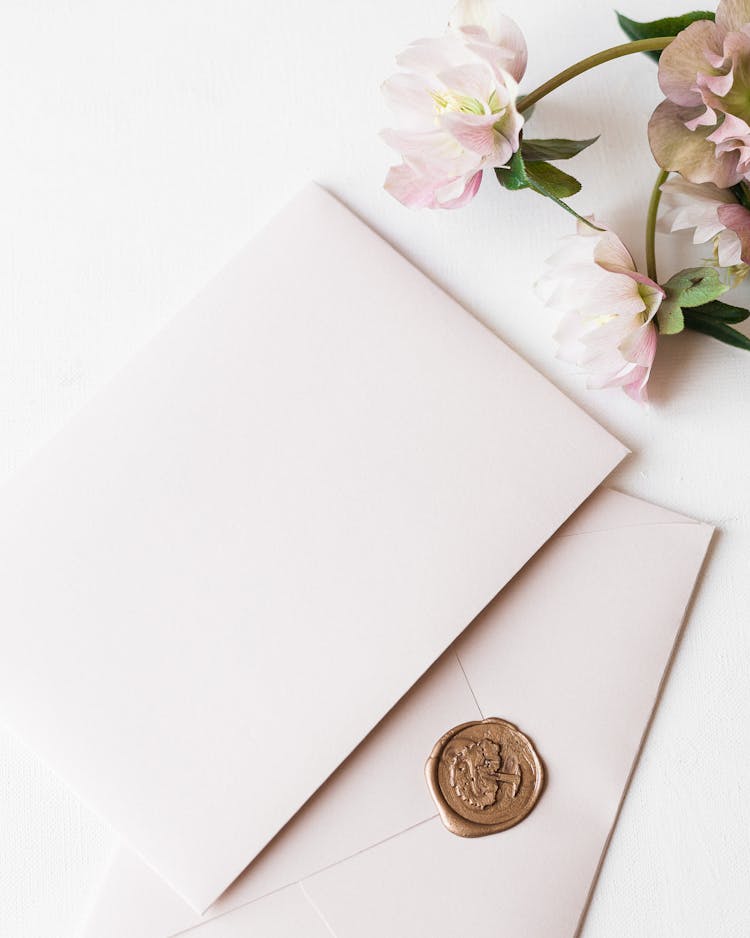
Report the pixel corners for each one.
[660,176,750,273]
[539,222,664,404]
[381,0,527,209]
[649,0,750,186]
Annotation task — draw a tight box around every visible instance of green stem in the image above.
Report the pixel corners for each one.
[518,38,674,113]
[646,169,669,283]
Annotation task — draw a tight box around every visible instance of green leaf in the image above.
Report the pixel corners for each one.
[526,161,582,199]
[692,299,750,323]
[494,149,530,192]
[616,10,716,61]
[656,297,685,335]
[521,136,600,163]
[495,150,600,229]
[683,310,750,350]
[658,267,729,335]
[662,266,728,308]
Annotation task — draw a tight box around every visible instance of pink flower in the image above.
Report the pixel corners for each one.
[539,221,664,404]
[649,0,750,186]
[660,176,750,270]
[381,0,527,209]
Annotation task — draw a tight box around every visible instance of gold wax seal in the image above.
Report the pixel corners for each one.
[425,717,544,837]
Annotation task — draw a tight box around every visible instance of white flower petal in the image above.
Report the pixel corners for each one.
[541,221,660,404]
[448,1,527,80]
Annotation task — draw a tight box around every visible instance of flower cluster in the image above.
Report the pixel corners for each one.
[381,0,750,405]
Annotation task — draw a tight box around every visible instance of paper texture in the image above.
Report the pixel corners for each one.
[0,185,625,911]
[82,489,712,938]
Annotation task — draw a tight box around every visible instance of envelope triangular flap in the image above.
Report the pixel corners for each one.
[0,185,626,912]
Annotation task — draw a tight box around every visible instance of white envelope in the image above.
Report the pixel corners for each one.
[83,488,712,938]
[0,185,625,913]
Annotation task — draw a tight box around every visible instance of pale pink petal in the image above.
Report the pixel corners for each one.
[716,226,745,265]
[706,48,727,68]
[657,19,724,107]
[396,35,469,76]
[384,163,441,208]
[717,202,750,262]
[592,230,638,274]
[684,102,719,130]
[440,112,498,155]
[699,69,735,98]
[591,232,664,300]
[717,0,750,32]
[436,63,494,103]
[707,111,750,145]
[381,72,437,130]
[659,177,736,241]
[436,169,483,207]
[448,2,527,80]
[622,364,652,403]
[621,321,658,368]
[648,98,743,186]
[381,128,478,177]
[565,270,648,320]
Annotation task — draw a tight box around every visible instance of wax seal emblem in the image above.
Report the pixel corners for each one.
[425,717,544,837]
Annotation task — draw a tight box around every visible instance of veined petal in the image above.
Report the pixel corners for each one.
[436,63,495,103]
[382,72,438,130]
[384,163,442,208]
[700,68,735,99]
[592,230,638,274]
[436,169,483,207]
[448,2,527,80]
[380,127,475,175]
[622,364,652,403]
[396,34,471,76]
[659,177,736,241]
[622,321,658,404]
[684,102,719,130]
[621,320,658,368]
[716,226,745,265]
[657,19,724,107]
[717,202,750,262]
[648,99,743,186]
[707,111,750,145]
[717,0,750,32]
[440,111,498,155]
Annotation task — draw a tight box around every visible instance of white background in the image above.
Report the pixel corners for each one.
[0,1,748,935]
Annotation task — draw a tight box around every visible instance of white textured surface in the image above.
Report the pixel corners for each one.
[0,1,747,936]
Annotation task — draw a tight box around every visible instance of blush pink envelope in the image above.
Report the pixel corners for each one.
[82,489,713,938]
[0,185,625,914]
